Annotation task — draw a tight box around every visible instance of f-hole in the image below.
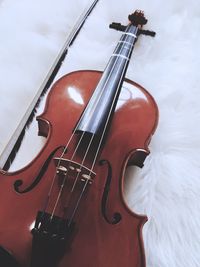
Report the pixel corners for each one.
[99,159,122,224]
[14,146,65,193]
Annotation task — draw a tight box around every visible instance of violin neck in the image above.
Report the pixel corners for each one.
[75,24,138,138]
[111,24,138,64]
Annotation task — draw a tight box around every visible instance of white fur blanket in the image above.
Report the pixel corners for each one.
[0,0,199,266]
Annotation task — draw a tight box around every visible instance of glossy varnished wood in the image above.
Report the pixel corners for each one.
[0,70,158,267]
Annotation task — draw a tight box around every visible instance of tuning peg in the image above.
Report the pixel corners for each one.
[109,22,126,32]
[109,22,156,38]
[138,29,156,37]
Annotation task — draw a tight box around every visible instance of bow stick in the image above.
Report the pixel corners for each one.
[0,0,99,170]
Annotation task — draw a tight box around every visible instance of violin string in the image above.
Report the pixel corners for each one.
[59,134,95,223]
[44,132,77,211]
[68,179,90,226]
[89,26,139,172]
[45,24,138,224]
[60,25,137,223]
[45,53,117,208]
[67,53,133,225]
[71,133,95,192]
[50,133,95,218]
[45,25,134,216]
[58,26,134,218]
[49,131,86,218]
[42,129,84,215]
[44,46,124,211]
[66,26,139,225]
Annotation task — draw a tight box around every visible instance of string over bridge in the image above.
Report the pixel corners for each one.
[54,158,96,184]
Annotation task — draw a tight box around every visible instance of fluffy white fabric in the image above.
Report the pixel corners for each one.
[0,0,199,266]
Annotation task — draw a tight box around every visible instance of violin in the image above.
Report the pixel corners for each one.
[0,10,158,267]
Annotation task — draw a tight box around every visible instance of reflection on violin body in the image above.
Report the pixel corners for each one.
[0,11,158,267]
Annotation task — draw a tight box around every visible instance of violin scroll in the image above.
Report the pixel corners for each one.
[109,10,156,37]
[128,10,147,26]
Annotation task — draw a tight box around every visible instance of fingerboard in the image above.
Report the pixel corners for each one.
[75,24,138,137]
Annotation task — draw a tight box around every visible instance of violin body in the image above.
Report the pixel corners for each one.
[0,70,158,267]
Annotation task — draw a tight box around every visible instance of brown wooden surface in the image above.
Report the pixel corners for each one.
[0,70,158,267]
